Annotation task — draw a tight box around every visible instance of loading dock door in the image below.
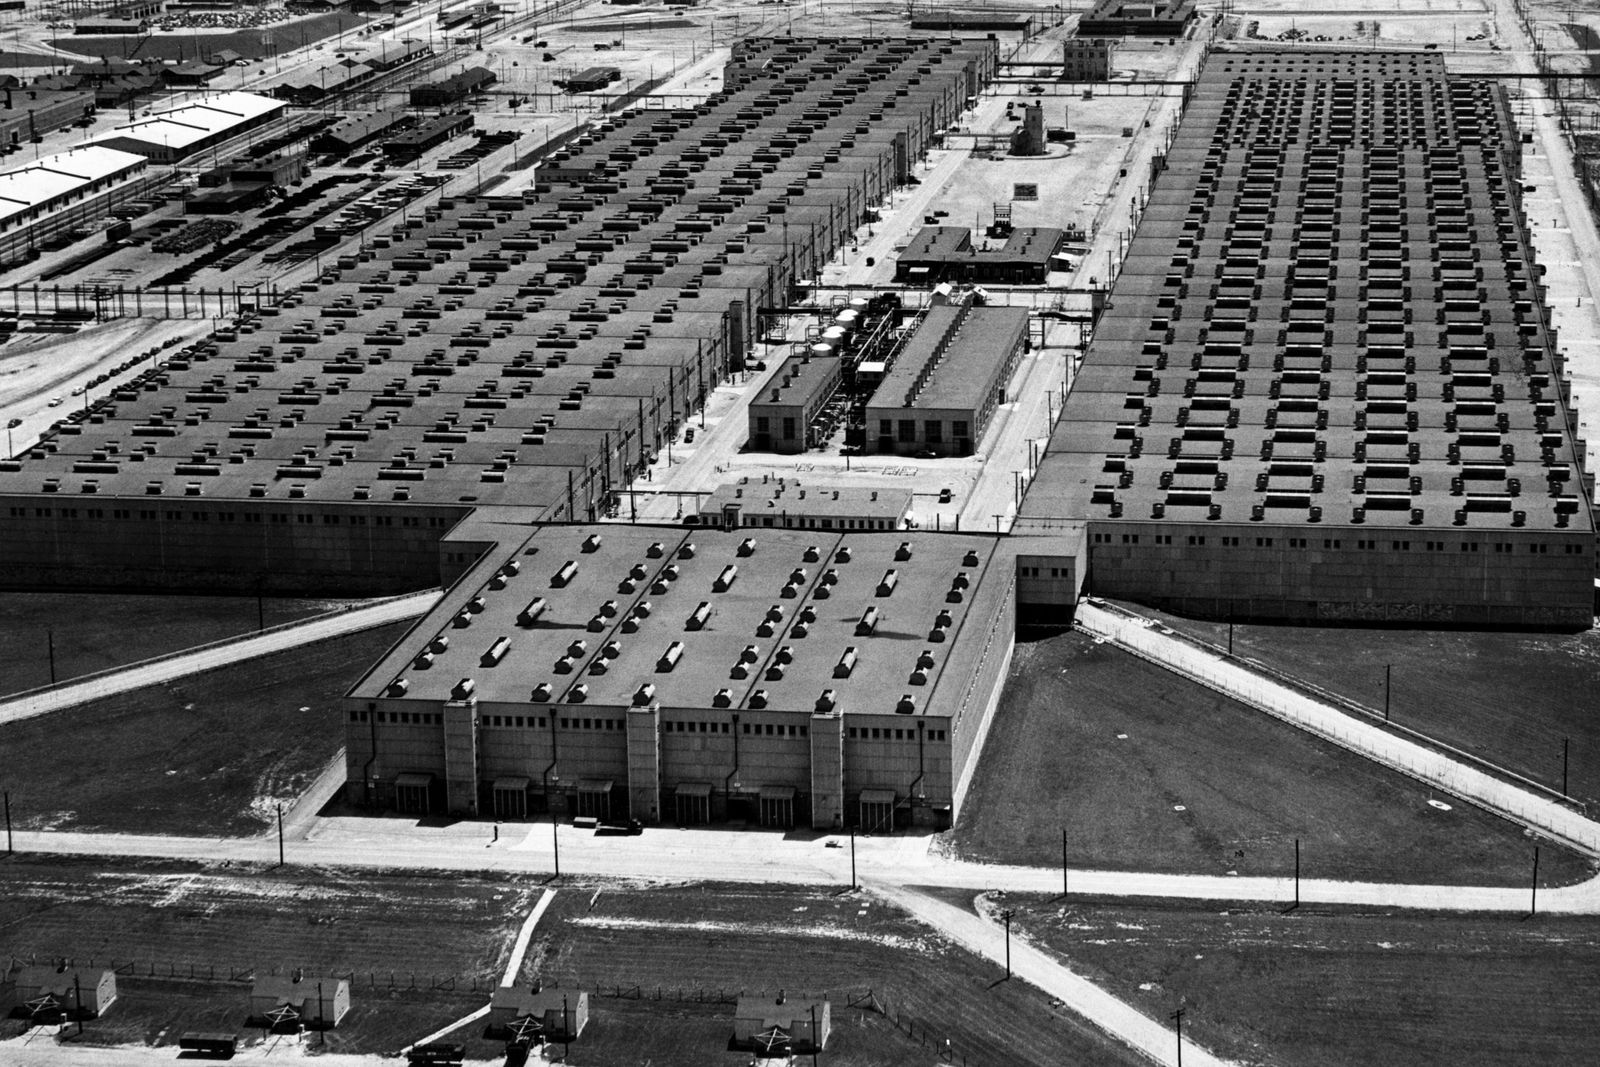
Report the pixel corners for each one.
[395,772,435,815]
[493,777,530,820]
[576,779,614,822]
[859,789,896,834]
[758,785,796,830]
[675,782,711,825]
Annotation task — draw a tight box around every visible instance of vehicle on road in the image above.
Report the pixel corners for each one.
[47,396,63,407]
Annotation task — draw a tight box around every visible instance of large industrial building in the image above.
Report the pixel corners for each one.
[92,92,286,164]
[343,523,1015,830]
[1017,48,1598,628]
[0,37,998,595]
[0,145,147,235]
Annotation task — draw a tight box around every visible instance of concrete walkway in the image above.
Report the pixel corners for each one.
[878,885,1235,1067]
[1074,600,1600,858]
[0,591,440,726]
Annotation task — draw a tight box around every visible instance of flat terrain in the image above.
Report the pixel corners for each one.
[991,891,1600,1067]
[1127,602,1600,807]
[0,859,1143,1065]
[0,855,537,1057]
[523,880,1143,1067]
[0,592,354,694]
[952,629,1593,887]
[0,622,406,836]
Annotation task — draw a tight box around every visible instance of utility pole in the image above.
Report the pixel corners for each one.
[1383,663,1391,722]
[552,812,560,879]
[47,628,56,685]
[3,790,11,855]
[1528,846,1540,919]
[1562,738,1569,796]
[1061,827,1068,898]
[1000,907,1014,979]
[1171,1007,1185,1067]
[849,825,857,889]
[276,804,284,867]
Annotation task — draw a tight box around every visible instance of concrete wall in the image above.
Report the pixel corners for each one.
[0,495,468,594]
[1080,520,1594,627]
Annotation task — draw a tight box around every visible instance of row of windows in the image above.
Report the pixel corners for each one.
[11,507,443,526]
[350,711,887,736]
[747,516,894,531]
[1093,533,1578,554]
[847,726,948,741]
[879,419,970,443]
[1019,566,1070,578]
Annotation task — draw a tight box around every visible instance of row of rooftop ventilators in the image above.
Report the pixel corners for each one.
[388,538,986,705]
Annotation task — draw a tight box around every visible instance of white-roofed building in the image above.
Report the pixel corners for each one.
[0,145,147,234]
[92,91,285,163]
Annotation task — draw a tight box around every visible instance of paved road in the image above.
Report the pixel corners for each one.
[11,814,1599,913]
[0,590,439,726]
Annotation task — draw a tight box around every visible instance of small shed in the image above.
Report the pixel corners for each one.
[248,973,350,1032]
[486,985,588,1041]
[12,965,117,1021]
[731,993,829,1054]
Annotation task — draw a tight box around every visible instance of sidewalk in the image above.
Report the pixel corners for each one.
[0,590,440,726]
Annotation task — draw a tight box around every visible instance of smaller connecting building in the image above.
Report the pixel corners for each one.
[909,10,1035,36]
[312,109,411,154]
[895,225,1064,285]
[866,301,1029,457]
[747,350,840,453]
[1077,0,1198,37]
[1063,38,1116,80]
[695,477,912,532]
[382,112,473,161]
[93,91,285,163]
[411,67,496,108]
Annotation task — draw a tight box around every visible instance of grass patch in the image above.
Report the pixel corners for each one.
[953,629,1593,887]
[0,591,356,694]
[999,892,1600,1067]
[1120,601,1600,807]
[0,623,407,837]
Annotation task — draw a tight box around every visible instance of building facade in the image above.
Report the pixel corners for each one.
[342,524,1015,831]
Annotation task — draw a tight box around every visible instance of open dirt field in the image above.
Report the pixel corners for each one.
[988,890,1600,1067]
[0,861,1144,1066]
[0,622,407,837]
[522,880,1143,1067]
[0,855,540,1057]
[1125,602,1600,808]
[951,629,1594,887]
[0,592,356,695]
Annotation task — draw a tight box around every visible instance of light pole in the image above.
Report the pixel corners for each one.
[550,773,561,878]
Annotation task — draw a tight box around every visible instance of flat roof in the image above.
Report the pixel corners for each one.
[1023,47,1594,535]
[349,524,1008,719]
[0,145,145,227]
[871,304,1028,413]
[93,91,282,152]
[698,477,913,521]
